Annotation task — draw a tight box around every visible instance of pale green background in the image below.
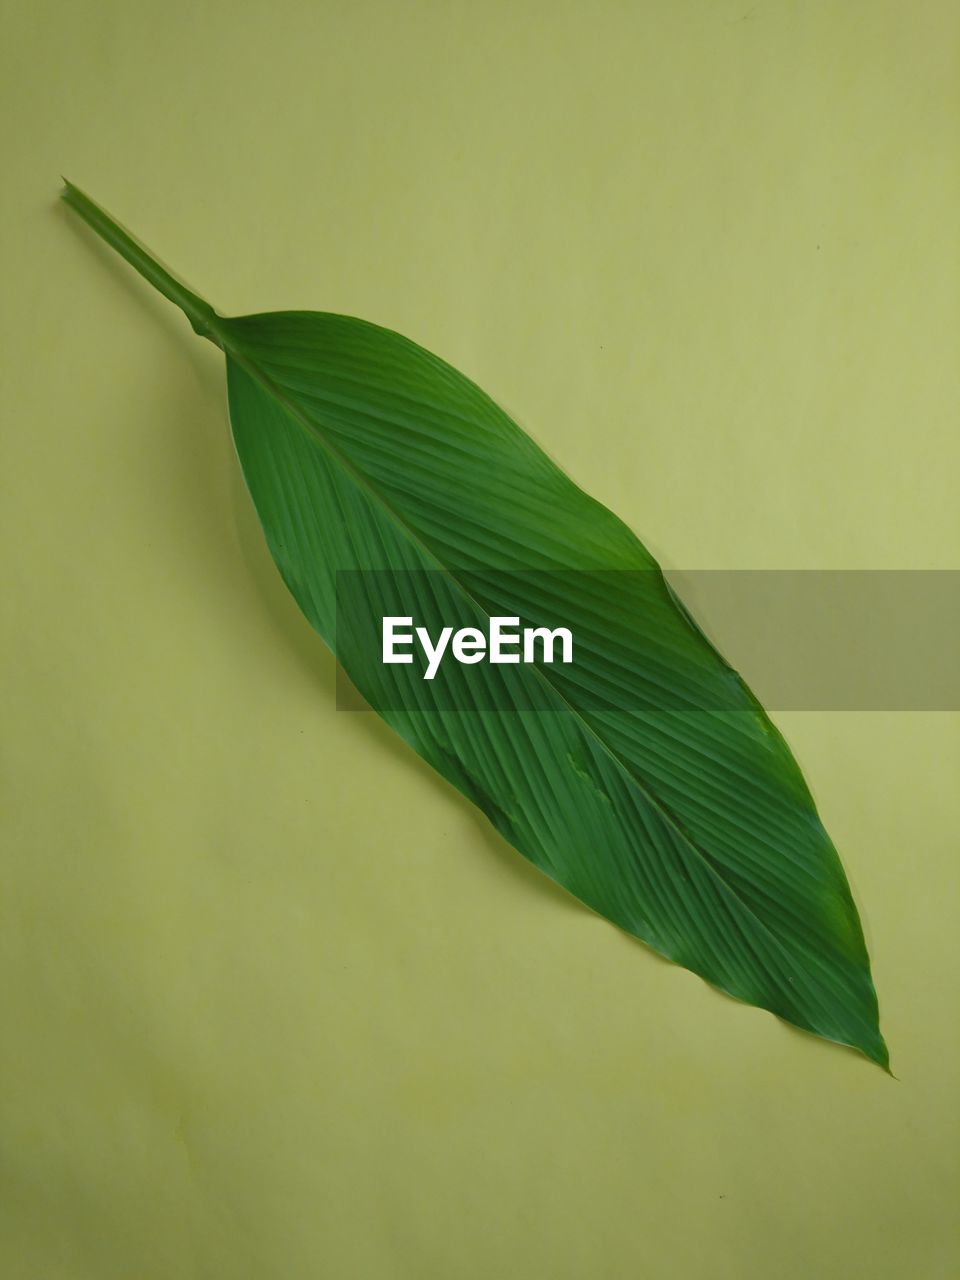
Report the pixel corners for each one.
[1,1,958,1276]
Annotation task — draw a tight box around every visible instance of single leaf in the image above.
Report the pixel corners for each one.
[62,181,888,1068]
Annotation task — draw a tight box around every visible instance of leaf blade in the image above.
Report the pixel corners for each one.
[223,312,887,1068]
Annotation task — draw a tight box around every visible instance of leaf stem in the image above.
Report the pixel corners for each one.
[61,180,223,345]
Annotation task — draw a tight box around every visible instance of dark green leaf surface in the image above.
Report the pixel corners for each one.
[62,182,888,1067]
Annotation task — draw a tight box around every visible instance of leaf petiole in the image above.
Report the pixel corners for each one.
[61,180,223,346]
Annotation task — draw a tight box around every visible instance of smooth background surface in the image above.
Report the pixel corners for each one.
[2,2,958,1275]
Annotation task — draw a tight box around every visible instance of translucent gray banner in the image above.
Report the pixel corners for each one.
[334,570,960,712]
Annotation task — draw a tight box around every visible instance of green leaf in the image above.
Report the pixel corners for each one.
[61,181,888,1068]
